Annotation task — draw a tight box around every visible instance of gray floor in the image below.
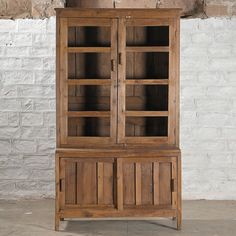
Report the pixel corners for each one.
[0,200,236,236]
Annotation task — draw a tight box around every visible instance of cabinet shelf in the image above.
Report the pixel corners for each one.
[125,111,168,117]
[125,79,169,85]
[67,47,111,53]
[68,79,111,85]
[67,111,110,117]
[126,46,169,52]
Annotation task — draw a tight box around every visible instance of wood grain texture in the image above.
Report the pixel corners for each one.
[55,9,181,230]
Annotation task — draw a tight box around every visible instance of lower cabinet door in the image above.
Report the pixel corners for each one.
[60,158,115,208]
[121,157,177,209]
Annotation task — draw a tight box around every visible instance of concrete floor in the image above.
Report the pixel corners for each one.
[0,200,236,236]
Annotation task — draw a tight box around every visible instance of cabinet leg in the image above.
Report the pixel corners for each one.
[176,212,182,230]
[55,214,60,231]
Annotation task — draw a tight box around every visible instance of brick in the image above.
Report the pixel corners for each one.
[0,140,11,154]
[197,112,231,127]
[21,112,43,126]
[0,112,8,126]
[43,57,55,70]
[0,20,17,32]
[0,58,21,70]
[12,140,37,153]
[2,71,34,85]
[0,99,21,111]
[0,33,12,46]
[0,154,23,168]
[37,139,55,153]
[8,112,20,126]
[34,71,55,84]
[5,46,30,57]
[12,33,32,46]
[43,112,55,126]
[18,85,55,98]
[0,127,20,138]
[195,99,232,112]
[0,168,29,180]
[34,99,55,111]
[18,19,46,33]
[22,58,43,70]
[23,155,49,168]
[21,99,34,111]
[0,85,17,97]
[19,126,48,139]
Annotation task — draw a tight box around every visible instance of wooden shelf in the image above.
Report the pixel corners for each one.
[125,111,168,117]
[67,111,110,117]
[126,46,169,52]
[67,47,111,53]
[68,79,111,85]
[125,79,169,85]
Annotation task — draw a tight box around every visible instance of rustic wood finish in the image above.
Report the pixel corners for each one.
[55,8,181,231]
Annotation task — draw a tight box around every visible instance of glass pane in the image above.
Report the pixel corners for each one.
[68,85,110,111]
[125,117,168,137]
[68,117,110,137]
[68,53,111,79]
[126,85,168,111]
[126,52,169,79]
[126,26,169,46]
[68,26,111,47]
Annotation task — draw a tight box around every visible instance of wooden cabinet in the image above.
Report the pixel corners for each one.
[55,8,181,231]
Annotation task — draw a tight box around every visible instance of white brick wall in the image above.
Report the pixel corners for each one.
[0,17,236,200]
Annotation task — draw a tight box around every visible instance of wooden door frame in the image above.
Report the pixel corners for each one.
[117,17,178,146]
[57,17,118,147]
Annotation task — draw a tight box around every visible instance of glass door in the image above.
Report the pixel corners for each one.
[118,18,176,145]
[59,18,118,146]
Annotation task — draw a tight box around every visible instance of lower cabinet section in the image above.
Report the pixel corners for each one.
[55,149,181,230]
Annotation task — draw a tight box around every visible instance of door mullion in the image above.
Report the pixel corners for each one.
[111,19,119,144]
[117,18,126,144]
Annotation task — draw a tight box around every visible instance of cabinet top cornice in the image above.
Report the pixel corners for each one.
[55,8,182,18]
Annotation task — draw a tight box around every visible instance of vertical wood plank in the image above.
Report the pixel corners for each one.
[77,162,97,204]
[171,160,177,208]
[123,163,135,205]
[153,162,160,206]
[60,18,68,144]
[97,162,104,204]
[60,157,65,209]
[103,162,114,205]
[65,161,77,204]
[111,19,118,143]
[141,162,153,205]
[177,153,182,230]
[135,162,141,205]
[117,18,126,143]
[117,158,123,210]
[168,18,176,145]
[159,162,171,205]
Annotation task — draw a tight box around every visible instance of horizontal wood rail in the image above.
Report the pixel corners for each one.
[67,47,111,53]
[125,111,168,117]
[67,111,110,117]
[125,79,169,85]
[126,46,169,52]
[68,79,111,85]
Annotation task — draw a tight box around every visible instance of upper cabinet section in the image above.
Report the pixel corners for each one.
[56,9,180,148]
